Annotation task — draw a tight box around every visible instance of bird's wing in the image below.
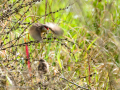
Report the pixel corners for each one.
[29,23,42,41]
[45,23,64,35]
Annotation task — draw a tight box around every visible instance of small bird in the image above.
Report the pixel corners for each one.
[38,59,49,78]
[29,23,63,41]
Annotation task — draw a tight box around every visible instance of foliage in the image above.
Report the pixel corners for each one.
[0,0,120,90]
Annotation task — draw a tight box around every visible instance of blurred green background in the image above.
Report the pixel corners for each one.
[0,0,120,89]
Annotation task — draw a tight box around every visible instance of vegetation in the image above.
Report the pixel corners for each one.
[0,0,120,89]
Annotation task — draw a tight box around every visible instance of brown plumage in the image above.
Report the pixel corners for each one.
[38,59,49,78]
[29,23,63,41]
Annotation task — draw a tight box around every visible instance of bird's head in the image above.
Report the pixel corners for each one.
[39,59,45,63]
[40,25,49,33]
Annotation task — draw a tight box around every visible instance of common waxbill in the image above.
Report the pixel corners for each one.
[38,59,49,78]
[29,23,63,41]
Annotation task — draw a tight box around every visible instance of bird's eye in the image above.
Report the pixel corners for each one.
[44,26,49,30]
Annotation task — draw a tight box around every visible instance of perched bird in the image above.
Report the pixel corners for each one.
[38,59,49,78]
[29,23,63,41]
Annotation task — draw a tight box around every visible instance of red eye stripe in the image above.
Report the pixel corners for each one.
[44,26,49,30]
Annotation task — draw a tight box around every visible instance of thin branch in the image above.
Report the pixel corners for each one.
[59,76,89,90]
